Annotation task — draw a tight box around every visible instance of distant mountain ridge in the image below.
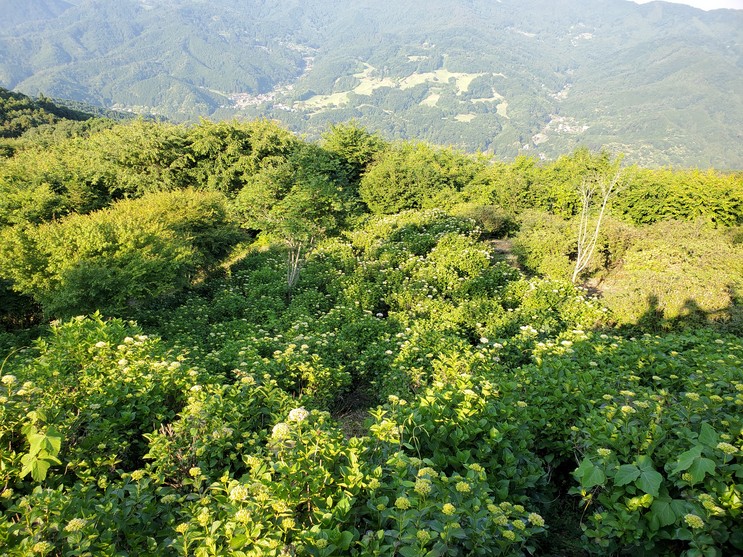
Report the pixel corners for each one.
[0,0,73,28]
[1,0,742,168]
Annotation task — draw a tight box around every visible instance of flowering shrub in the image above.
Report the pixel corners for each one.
[144,374,293,483]
[171,409,366,556]
[370,372,546,504]
[0,470,182,556]
[0,314,202,485]
[359,452,546,555]
[570,333,743,555]
[2,204,741,556]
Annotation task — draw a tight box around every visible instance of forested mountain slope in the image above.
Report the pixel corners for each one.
[1,0,742,167]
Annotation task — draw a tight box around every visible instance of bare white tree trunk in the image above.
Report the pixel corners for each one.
[286,233,317,291]
[572,169,623,283]
[287,240,303,290]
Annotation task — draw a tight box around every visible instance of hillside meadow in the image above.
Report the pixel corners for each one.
[0,112,742,556]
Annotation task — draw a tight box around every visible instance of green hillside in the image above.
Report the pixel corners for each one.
[1,34,743,557]
[1,0,742,167]
[0,88,94,137]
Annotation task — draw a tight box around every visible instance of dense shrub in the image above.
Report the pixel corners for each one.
[449,203,519,238]
[615,168,743,227]
[0,315,203,487]
[512,210,576,280]
[370,372,546,503]
[570,332,743,556]
[0,189,242,318]
[2,117,742,555]
[359,143,481,214]
[358,451,547,556]
[599,221,743,330]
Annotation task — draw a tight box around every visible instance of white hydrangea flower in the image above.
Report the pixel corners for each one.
[272,422,291,439]
[288,407,309,423]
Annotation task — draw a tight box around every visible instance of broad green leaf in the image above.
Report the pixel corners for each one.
[672,445,703,474]
[674,527,693,541]
[634,456,663,496]
[576,457,605,488]
[649,499,677,529]
[337,496,351,515]
[636,455,655,472]
[28,458,51,482]
[636,468,663,497]
[338,531,354,550]
[614,464,641,486]
[399,546,419,557]
[698,423,718,447]
[28,433,47,456]
[688,457,715,484]
[230,535,248,549]
[45,427,63,455]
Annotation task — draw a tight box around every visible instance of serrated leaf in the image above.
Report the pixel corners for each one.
[672,445,703,474]
[636,468,663,497]
[698,423,718,447]
[576,457,605,488]
[688,457,715,484]
[649,499,677,529]
[614,464,641,486]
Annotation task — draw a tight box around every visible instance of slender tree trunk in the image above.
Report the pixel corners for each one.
[572,169,622,283]
[287,241,303,290]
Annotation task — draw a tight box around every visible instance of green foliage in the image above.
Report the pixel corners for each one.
[359,143,480,214]
[83,119,192,197]
[321,122,388,184]
[0,476,180,556]
[144,376,293,483]
[569,332,743,555]
[598,221,743,330]
[0,88,93,139]
[449,203,519,238]
[616,168,743,227]
[359,452,546,556]
[0,109,742,556]
[512,210,576,280]
[236,142,352,236]
[188,119,299,196]
[19,425,62,482]
[0,119,189,227]
[0,190,241,318]
[370,372,546,504]
[169,409,367,557]
[0,315,203,489]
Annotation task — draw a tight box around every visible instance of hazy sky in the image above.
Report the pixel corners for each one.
[630,0,743,9]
